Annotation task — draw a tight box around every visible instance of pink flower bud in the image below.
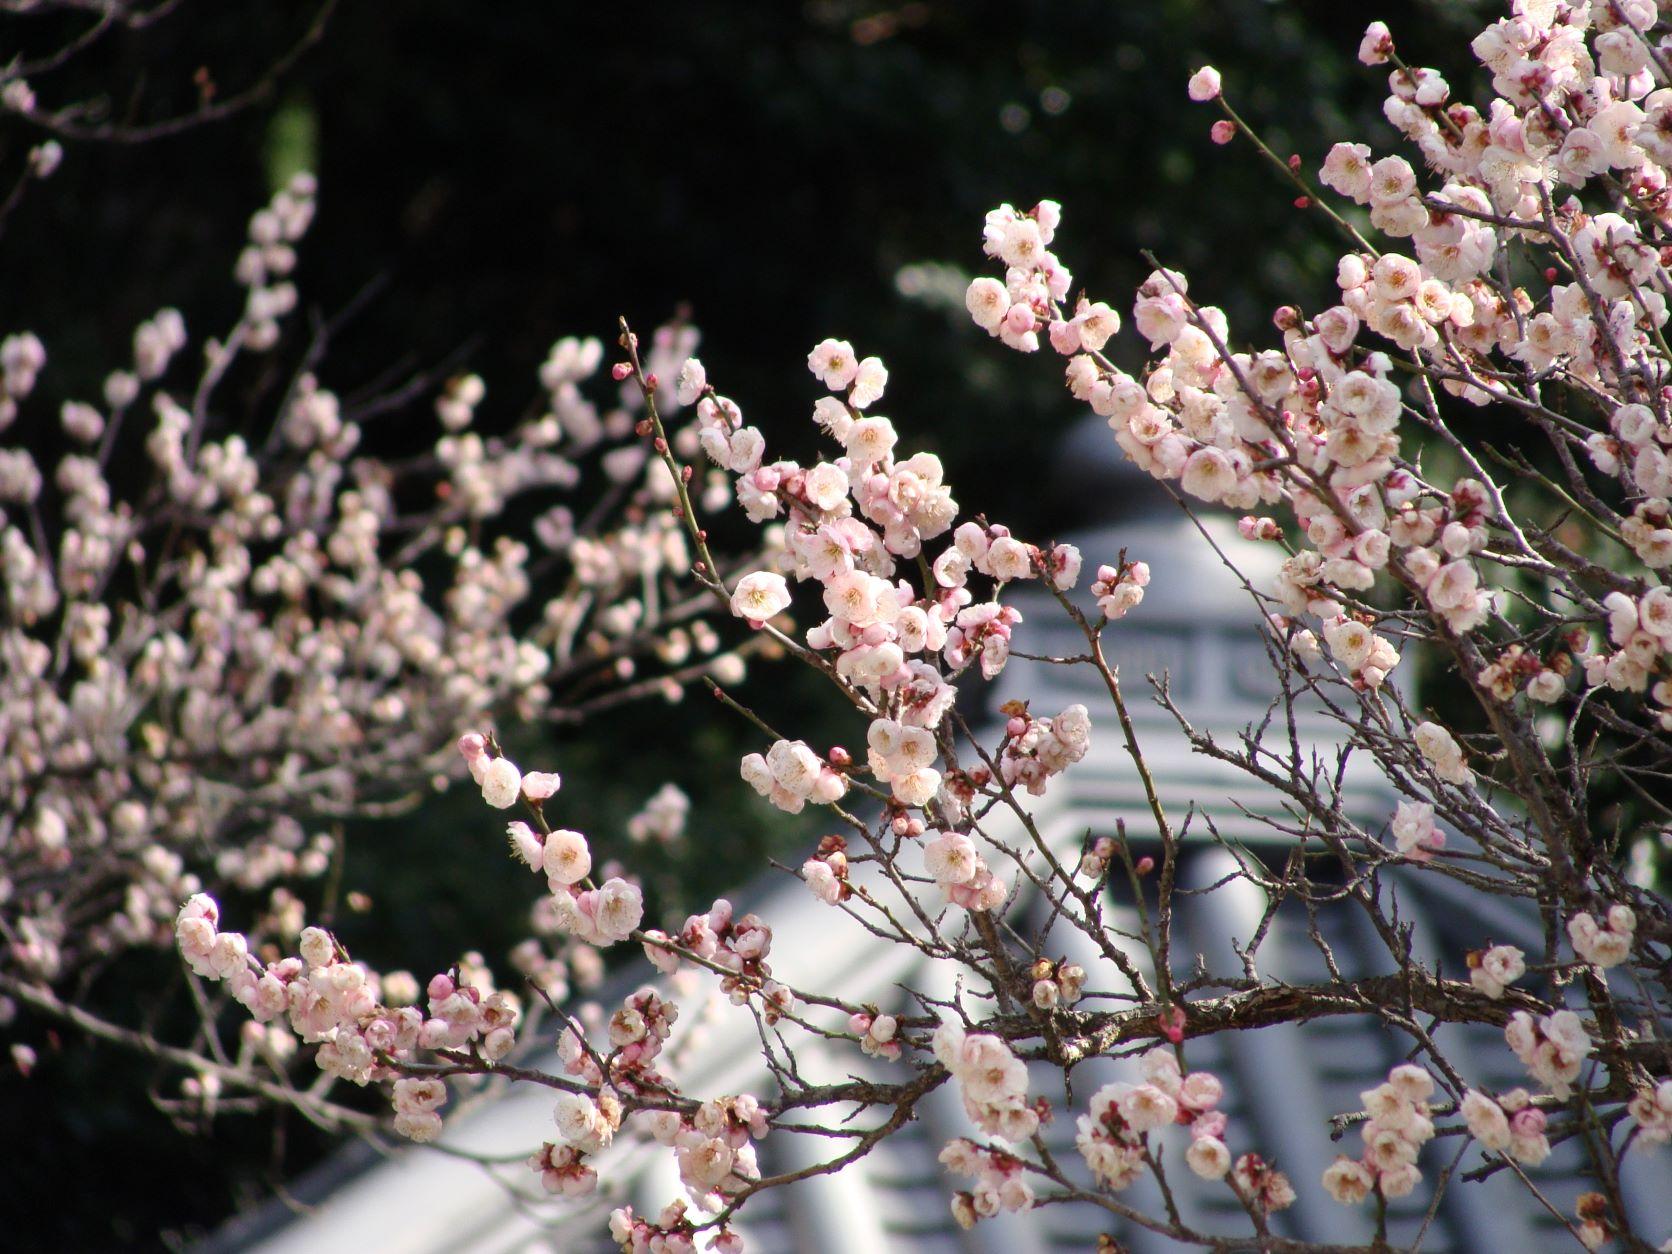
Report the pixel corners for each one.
[1358,20,1392,66]
[1187,66,1222,102]
[1002,302,1035,336]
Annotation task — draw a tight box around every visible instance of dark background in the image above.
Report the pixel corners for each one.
[0,1,1484,1246]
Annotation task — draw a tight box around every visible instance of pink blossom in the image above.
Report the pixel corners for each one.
[480,757,523,809]
[1187,66,1222,102]
[1321,1155,1374,1204]
[807,338,860,390]
[542,829,592,887]
[966,278,1009,331]
[731,571,792,624]
[1358,20,1392,65]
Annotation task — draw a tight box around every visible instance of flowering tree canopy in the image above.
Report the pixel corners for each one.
[6,1,1672,1250]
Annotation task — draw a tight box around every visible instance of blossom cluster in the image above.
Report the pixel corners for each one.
[642,898,791,1021]
[1090,559,1149,620]
[932,1019,1040,1142]
[967,5,1672,734]
[2,172,741,1011]
[1467,943,1527,999]
[939,1138,1034,1228]
[1412,720,1473,788]
[1568,904,1637,968]
[539,984,683,1196]
[866,718,944,807]
[1628,1081,1672,1147]
[798,834,852,905]
[996,702,1091,796]
[922,826,1008,912]
[1390,799,1445,862]
[1073,1050,1246,1198]
[1076,835,1121,881]
[1459,1088,1552,1167]
[627,783,692,846]
[690,332,1100,859]
[608,1200,741,1254]
[938,7,1672,1240]
[139,5,1672,1246]
[177,893,519,1140]
[640,1094,769,1206]
[849,1009,902,1061]
[551,1089,624,1170]
[740,739,850,813]
[529,1140,598,1198]
[1026,956,1086,1011]
[1321,1064,1436,1205]
[1506,1008,1594,1099]
[470,739,646,947]
[1595,590,1672,718]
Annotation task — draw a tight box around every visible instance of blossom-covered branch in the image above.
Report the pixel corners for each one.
[169,5,1672,1251]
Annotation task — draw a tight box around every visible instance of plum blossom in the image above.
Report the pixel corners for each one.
[849,357,888,409]
[1390,800,1444,861]
[1413,720,1472,787]
[731,571,792,624]
[851,1011,901,1061]
[1505,1010,1593,1099]
[1568,905,1635,969]
[742,738,848,814]
[1628,1081,1672,1146]
[807,338,860,390]
[480,757,523,809]
[1323,1065,1436,1205]
[934,1020,1038,1141]
[997,703,1091,796]
[1091,560,1148,620]
[939,1139,1035,1227]
[542,829,592,888]
[800,837,850,904]
[1468,944,1525,1000]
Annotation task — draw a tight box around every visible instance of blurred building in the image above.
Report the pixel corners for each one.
[206,422,1672,1253]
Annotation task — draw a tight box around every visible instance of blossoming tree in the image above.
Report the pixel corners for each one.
[0,153,774,1108]
[138,1,1672,1248]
